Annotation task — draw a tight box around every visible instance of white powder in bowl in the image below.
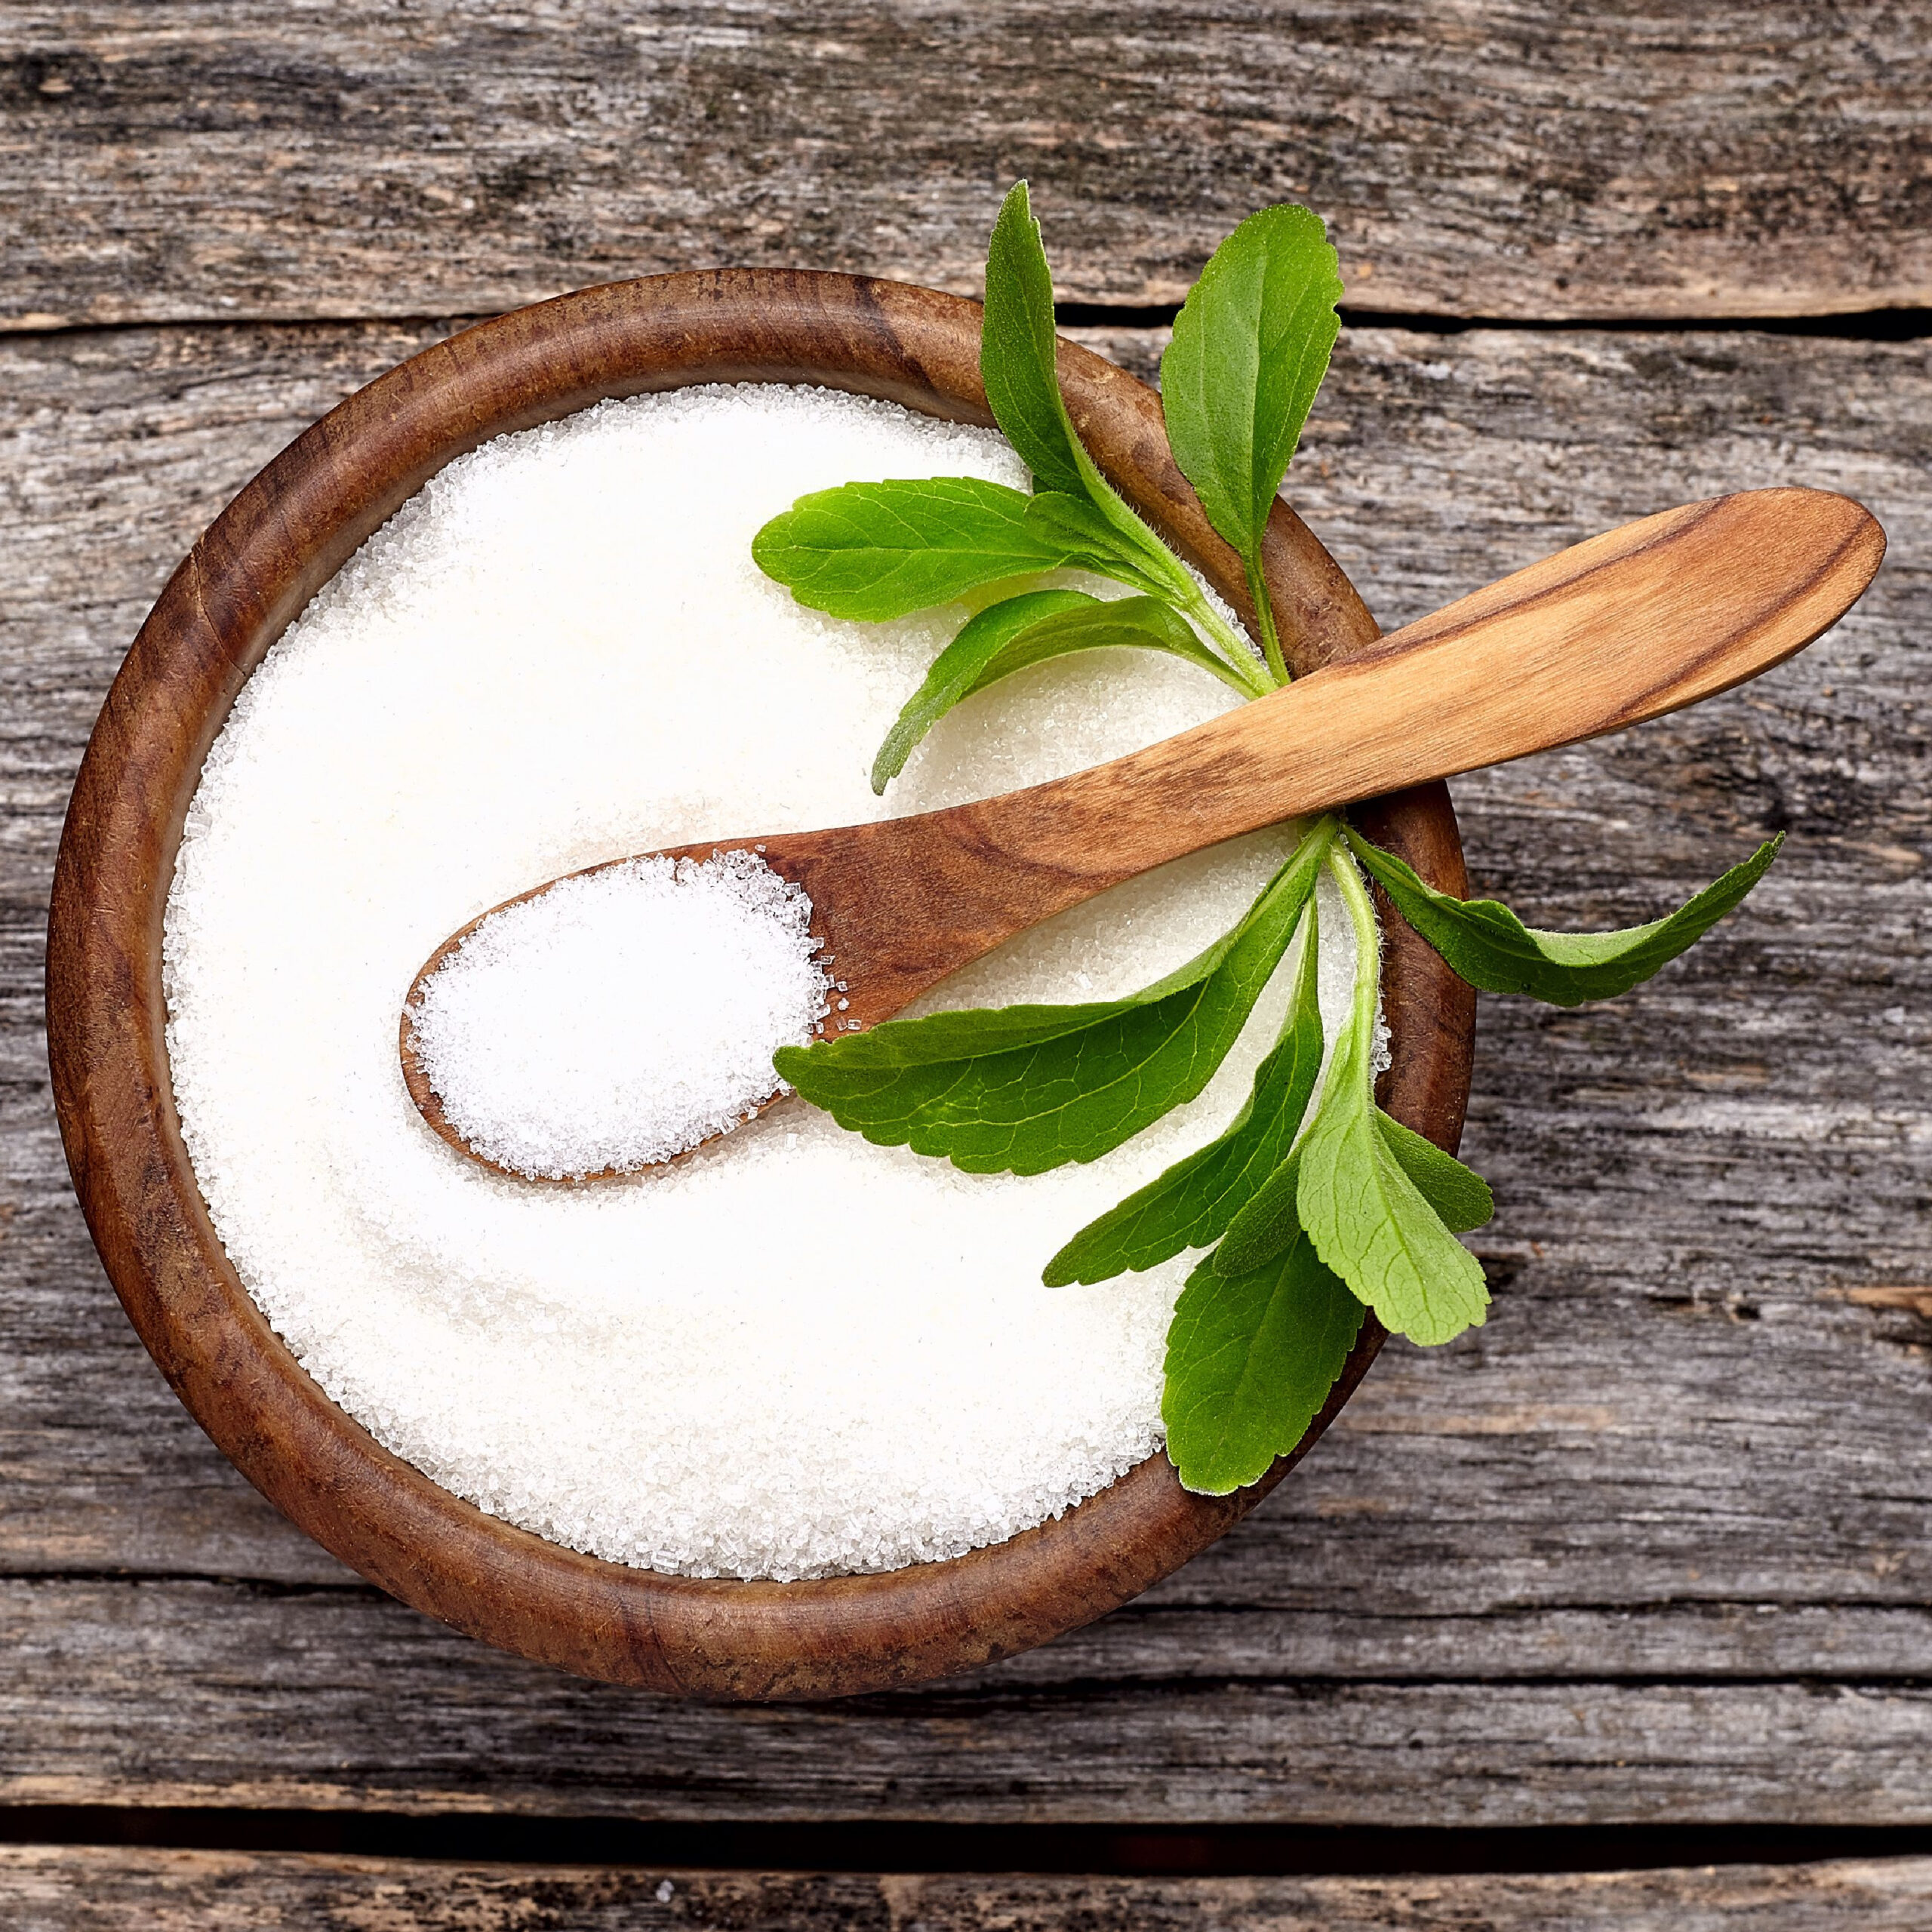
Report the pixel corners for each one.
[408,851,831,1180]
[162,383,1365,1581]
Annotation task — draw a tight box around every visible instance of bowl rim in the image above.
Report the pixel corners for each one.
[45,269,1475,1700]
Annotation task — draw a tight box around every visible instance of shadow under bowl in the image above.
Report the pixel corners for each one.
[45,270,1475,1700]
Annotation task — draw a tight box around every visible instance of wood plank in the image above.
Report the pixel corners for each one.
[3,3,1929,328]
[2,320,1930,1816]
[7,1848,1932,1932]
[5,1580,1932,1826]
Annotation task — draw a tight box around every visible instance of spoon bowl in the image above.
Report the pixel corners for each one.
[404,487,1882,1184]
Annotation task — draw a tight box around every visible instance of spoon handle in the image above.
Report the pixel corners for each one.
[968,488,1882,883]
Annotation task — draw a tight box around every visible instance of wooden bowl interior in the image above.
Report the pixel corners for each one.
[45,270,1475,1700]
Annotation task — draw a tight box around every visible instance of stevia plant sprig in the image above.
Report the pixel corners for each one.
[757,186,1783,1495]
[755,183,1278,800]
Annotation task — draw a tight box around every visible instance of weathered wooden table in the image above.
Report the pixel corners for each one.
[3,5,1929,1924]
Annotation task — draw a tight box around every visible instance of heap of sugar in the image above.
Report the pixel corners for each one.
[408,851,830,1180]
[163,382,1367,1582]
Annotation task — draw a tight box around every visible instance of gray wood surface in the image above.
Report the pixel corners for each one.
[4,2,1928,328]
[2,316,1927,1823]
[6,1848,1932,1932]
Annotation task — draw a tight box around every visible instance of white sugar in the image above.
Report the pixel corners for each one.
[409,852,829,1179]
[162,382,1367,1581]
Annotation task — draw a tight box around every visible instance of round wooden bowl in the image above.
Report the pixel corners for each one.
[45,271,1475,1700]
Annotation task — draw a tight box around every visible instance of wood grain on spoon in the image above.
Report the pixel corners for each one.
[402,485,1883,1178]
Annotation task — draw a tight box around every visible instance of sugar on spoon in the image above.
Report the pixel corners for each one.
[401,486,1884,1181]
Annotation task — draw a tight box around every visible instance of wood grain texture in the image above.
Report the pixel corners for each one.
[2,2,1929,328]
[8,1577,1932,1824]
[6,1847,1932,1931]
[42,275,1470,1699]
[2,318,1927,1816]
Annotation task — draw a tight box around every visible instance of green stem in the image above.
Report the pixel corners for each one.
[1170,581,1273,697]
[1194,646,1275,700]
[1327,841,1383,1093]
[1297,813,1344,867]
[1242,554,1291,688]
[1283,815,1344,986]
[1078,481,1278,697]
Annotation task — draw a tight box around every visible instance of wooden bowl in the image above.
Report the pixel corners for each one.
[45,272,1475,1700]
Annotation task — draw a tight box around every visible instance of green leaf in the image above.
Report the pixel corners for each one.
[1235,847,1489,1346]
[1296,992,1490,1348]
[1161,1235,1365,1496]
[982,186,1204,601]
[1346,827,1786,1008]
[1212,1148,1307,1276]
[1161,205,1343,566]
[751,476,1078,620]
[871,588,1086,789]
[1215,1110,1491,1275]
[982,183,1088,500]
[1377,1114,1494,1234]
[1020,493,1174,598]
[773,833,1328,1177]
[872,591,1251,792]
[1043,894,1327,1284]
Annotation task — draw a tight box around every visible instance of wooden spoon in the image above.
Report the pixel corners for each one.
[401,485,1883,1179]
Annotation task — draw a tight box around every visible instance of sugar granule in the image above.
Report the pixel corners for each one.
[162,383,1368,1582]
[410,851,830,1180]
